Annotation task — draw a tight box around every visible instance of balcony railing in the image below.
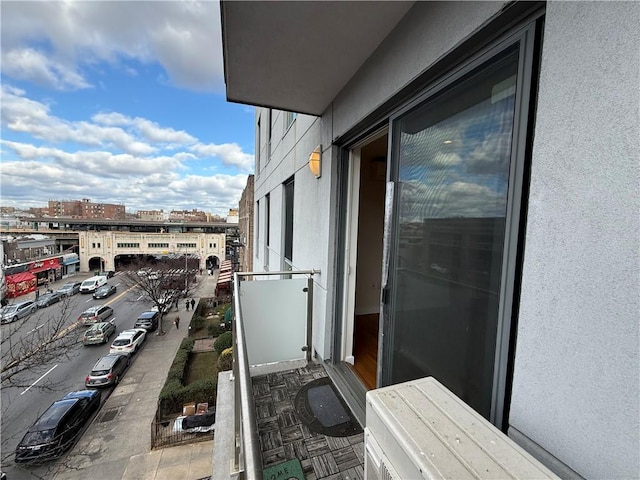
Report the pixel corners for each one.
[213,269,319,480]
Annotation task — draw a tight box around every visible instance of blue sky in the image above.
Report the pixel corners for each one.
[0,0,254,216]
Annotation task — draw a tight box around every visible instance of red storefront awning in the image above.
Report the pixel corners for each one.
[6,271,37,298]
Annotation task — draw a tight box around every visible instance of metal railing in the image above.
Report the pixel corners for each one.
[231,269,318,479]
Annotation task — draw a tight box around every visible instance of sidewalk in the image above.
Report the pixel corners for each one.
[52,274,218,480]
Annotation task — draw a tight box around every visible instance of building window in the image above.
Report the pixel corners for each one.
[116,243,140,248]
[176,243,197,248]
[385,38,535,422]
[148,243,169,248]
[256,200,260,259]
[265,193,270,249]
[92,243,95,248]
[267,109,272,163]
[256,116,261,173]
[284,177,294,262]
[284,111,297,132]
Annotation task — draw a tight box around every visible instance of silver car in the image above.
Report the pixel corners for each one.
[1,301,37,324]
[85,353,130,387]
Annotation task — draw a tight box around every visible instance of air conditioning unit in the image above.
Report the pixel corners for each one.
[365,377,558,480]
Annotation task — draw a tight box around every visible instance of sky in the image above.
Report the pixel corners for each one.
[0,0,254,217]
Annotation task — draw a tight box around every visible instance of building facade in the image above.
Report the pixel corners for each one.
[238,175,254,273]
[77,231,225,273]
[222,2,639,478]
[48,199,126,219]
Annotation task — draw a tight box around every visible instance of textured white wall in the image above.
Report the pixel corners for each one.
[510,3,640,478]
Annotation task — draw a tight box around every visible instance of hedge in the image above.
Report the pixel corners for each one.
[159,337,217,417]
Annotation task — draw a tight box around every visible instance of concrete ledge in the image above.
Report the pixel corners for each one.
[212,370,234,480]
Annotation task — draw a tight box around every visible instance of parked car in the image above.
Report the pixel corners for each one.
[0,300,37,324]
[79,276,107,294]
[35,291,63,308]
[85,353,130,387]
[78,305,114,325]
[98,270,115,278]
[92,284,116,300]
[14,390,101,463]
[133,311,159,332]
[57,281,82,297]
[82,321,117,345]
[109,328,147,355]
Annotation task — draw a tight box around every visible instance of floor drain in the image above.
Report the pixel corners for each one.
[97,408,119,423]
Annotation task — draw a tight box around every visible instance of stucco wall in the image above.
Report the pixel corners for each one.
[331,1,506,138]
[510,2,640,478]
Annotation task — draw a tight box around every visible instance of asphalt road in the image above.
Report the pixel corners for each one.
[1,275,158,480]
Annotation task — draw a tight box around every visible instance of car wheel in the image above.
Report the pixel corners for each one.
[12,316,18,323]
[115,375,120,385]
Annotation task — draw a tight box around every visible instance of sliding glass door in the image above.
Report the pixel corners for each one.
[384,30,536,423]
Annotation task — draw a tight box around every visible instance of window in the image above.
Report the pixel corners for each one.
[116,243,140,248]
[385,38,535,423]
[267,109,272,162]
[176,243,196,248]
[148,243,169,248]
[256,115,261,173]
[265,194,270,248]
[284,177,294,262]
[284,111,297,131]
[256,200,260,259]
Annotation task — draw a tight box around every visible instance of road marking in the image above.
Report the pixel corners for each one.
[21,364,58,395]
[27,323,46,334]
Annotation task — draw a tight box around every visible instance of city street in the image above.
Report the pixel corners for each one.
[1,274,159,480]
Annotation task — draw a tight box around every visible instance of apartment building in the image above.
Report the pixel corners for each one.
[221,2,639,478]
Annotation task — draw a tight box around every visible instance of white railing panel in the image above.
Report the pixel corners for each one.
[239,277,308,366]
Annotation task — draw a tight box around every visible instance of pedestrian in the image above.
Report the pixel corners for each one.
[174,316,180,329]
[185,299,190,311]
[35,289,40,300]
[190,298,195,310]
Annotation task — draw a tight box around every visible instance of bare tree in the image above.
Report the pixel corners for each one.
[118,258,198,334]
[1,298,81,389]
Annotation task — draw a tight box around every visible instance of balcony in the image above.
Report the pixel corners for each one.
[213,271,559,480]
[213,270,364,479]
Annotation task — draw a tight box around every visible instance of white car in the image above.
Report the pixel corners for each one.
[109,328,147,355]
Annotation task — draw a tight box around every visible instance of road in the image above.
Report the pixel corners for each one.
[1,275,158,480]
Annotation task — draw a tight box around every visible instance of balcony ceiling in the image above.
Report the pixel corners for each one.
[221,1,414,115]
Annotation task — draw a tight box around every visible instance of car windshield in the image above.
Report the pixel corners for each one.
[2,306,18,314]
[112,338,131,346]
[90,368,110,376]
[96,287,109,292]
[85,330,102,337]
[22,429,56,445]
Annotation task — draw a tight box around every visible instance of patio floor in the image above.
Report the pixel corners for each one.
[252,363,365,480]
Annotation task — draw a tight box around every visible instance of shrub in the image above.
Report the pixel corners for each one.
[208,323,225,337]
[218,347,233,371]
[191,315,205,330]
[214,331,233,354]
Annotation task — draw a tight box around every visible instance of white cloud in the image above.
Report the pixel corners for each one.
[190,142,254,172]
[1,1,224,92]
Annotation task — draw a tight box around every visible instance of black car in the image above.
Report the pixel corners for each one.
[133,311,159,332]
[35,291,63,308]
[14,390,101,463]
[92,284,117,299]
